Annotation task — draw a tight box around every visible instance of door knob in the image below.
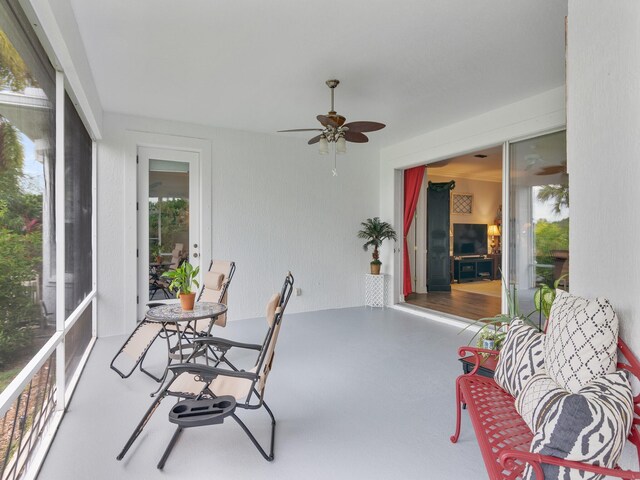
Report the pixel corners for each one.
[193,243,198,248]
[193,252,199,258]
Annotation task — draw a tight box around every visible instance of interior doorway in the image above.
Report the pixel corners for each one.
[405,146,503,321]
[137,147,201,320]
[403,130,568,323]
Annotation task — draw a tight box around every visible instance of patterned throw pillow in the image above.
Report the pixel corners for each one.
[516,371,633,480]
[544,290,618,394]
[493,318,545,398]
[514,373,558,430]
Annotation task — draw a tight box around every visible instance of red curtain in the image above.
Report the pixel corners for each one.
[403,166,425,297]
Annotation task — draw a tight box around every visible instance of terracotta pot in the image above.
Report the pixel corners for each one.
[179,292,196,311]
[370,263,381,275]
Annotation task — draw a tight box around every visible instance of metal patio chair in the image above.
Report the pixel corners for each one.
[110,260,236,381]
[116,272,294,468]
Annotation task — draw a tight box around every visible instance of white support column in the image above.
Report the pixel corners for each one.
[91,139,97,337]
[54,70,65,411]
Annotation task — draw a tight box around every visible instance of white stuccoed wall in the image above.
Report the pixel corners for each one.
[97,113,379,337]
[567,0,640,353]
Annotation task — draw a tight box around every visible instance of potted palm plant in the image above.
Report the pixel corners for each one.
[162,261,200,311]
[357,217,397,275]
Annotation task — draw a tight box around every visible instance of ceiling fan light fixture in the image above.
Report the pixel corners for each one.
[336,135,346,154]
[319,136,329,155]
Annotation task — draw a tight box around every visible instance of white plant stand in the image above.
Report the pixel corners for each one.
[364,274,388,308]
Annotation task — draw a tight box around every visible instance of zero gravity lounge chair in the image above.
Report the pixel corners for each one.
[117,272,294,468]
[110,260,236,381]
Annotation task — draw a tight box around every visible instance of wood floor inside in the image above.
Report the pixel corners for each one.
[405,283,501,321]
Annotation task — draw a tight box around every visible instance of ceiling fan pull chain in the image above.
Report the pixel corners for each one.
[332,147,338,176]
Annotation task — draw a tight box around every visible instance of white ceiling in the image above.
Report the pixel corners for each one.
[428,146,503,182]
[69,0,568,147]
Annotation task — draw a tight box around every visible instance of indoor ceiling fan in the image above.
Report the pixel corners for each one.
[278,79,386,156]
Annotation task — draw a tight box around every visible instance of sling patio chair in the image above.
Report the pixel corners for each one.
[167,243,184,269]
[116,272,294,468]
[149,243,186,300]
[110,260,236,382]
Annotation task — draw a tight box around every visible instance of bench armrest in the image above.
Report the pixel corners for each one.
[458,346,500,376]
[499,450,640,479]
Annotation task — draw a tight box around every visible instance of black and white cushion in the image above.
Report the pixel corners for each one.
[514,373,558,430]
[544,290,618,394]
[516,371,634,480]
[493,318,545,398]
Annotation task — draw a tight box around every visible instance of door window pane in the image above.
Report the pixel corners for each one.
[509,131,568,319]
[148,160,189,301]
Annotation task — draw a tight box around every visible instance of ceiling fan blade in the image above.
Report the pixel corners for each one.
[536,166,566,175]
[344,131,369,143]
[317,115,338,128]
[278,128,323,132]
[308,135,322,145]
[343,121,386,133]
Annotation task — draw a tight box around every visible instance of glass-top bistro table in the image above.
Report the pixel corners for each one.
[145,302,227,394]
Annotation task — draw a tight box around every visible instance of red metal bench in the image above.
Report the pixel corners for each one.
[451,339,640,479]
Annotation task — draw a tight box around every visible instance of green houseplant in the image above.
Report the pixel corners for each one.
[463,273,567,351]
[357,217,397,275]
[533,274,568,320]
[150,243,165,264]
[162,261,200,311]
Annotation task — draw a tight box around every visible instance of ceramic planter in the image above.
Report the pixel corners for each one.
[179,292,196,311]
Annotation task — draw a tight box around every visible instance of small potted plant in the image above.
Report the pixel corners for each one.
[162,261,200,311]
[357,217,397,275]
[462,274,566,352]
[150,243,164,264]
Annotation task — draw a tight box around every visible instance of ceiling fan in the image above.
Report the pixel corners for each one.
[535,165,566,176]
[278,79,385,155]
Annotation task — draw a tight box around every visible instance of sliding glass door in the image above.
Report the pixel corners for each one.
[508,130,568,319]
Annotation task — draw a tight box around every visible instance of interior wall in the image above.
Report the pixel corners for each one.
[567,0,640,353]
[97,113,379,337]
[428,174,501,233]
[380,87,566,304]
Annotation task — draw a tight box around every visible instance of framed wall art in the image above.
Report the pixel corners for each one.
[451,193,473,215]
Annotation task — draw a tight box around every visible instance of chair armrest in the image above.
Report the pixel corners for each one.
[193,336,262,351]
[168,363,258,382]
[457,346,500,376]
[499,450,640,479]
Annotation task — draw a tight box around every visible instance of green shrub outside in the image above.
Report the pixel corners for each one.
[0,228,41,367]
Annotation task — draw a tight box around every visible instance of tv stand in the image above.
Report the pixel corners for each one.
[453,257,494,283]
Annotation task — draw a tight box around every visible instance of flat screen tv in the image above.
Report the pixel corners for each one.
[453,223,488,256]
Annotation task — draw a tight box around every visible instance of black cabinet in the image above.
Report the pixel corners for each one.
[453,257,494,283]
[427,181,455,292]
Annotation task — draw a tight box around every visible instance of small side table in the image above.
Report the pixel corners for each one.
[459,355,497,379]
[364,274,388,308]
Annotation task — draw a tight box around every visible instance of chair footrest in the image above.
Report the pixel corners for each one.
[169,396,236,428]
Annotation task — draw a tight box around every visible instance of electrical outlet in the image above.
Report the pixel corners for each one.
[295,288,302,296]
